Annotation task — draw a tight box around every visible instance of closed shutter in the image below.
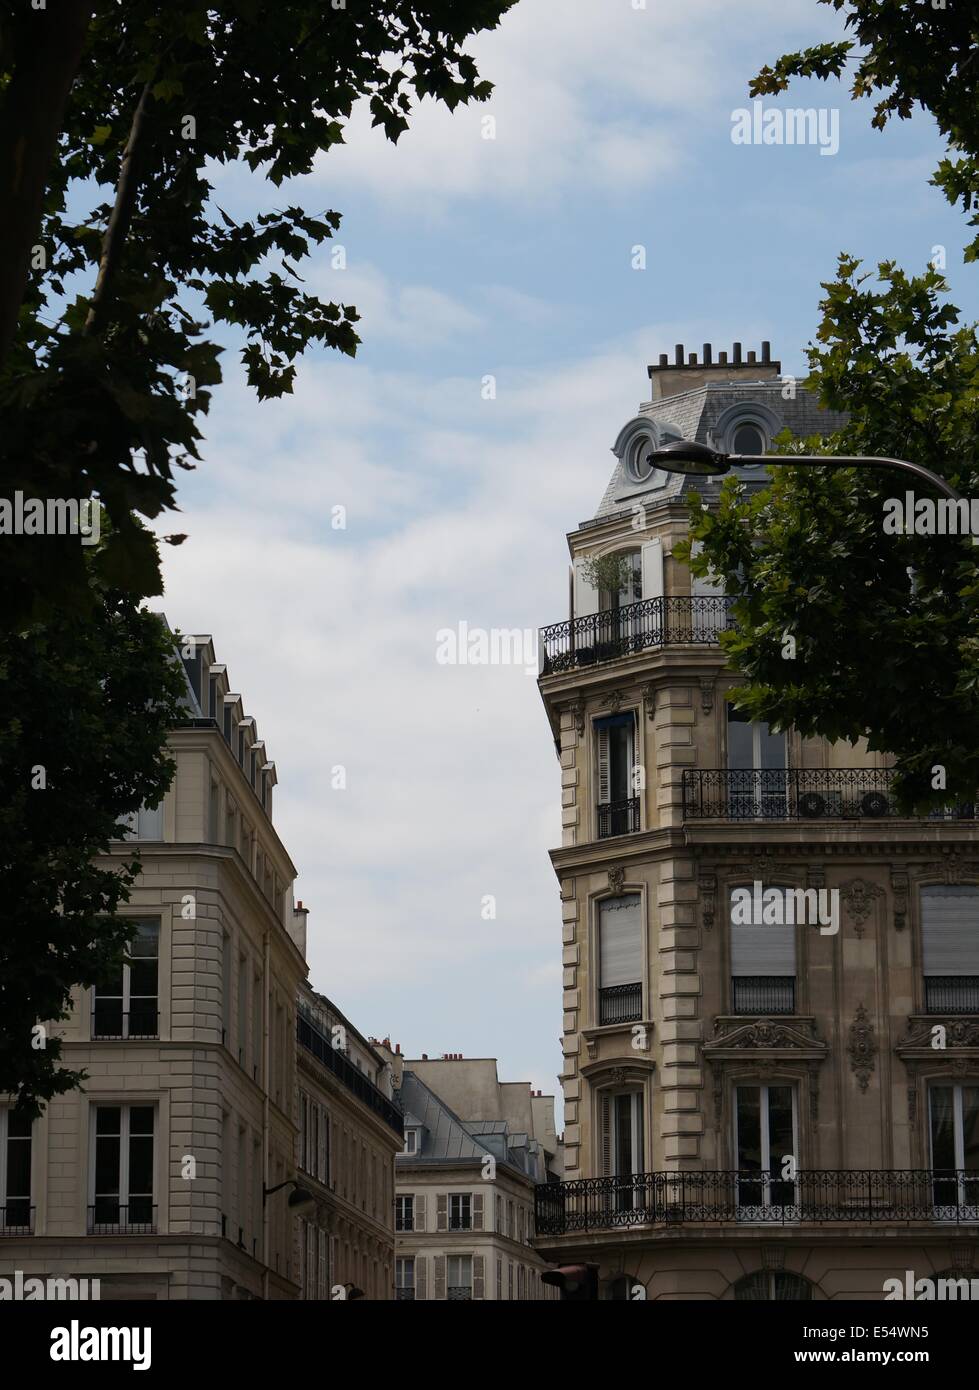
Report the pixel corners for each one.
[473,1192,484,1230]
[730,888,795,975]
[573,557,600,620]
[415,1255,427,1301]
[434,1254,446,1300]
[599,893,642,988]
[690,539,725,596]
[415,1193,426,1232]
[922,886,979,974]
[473,1254,485,1299]
[597,727,611,804]
[640,538,664,601]
[436,1194,447,1231]
[600,1093,612,1176]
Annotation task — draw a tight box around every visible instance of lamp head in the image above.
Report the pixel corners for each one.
[287,1183,317,1218]
[648,439,731,476]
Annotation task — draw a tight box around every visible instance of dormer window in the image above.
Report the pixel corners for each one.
[733,422,765,456]
[627,433,655,482]
[403,1129,418,1155]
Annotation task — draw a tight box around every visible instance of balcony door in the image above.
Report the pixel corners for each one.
[600,1091,645,1215]
[734,1084,798,1219]
[596,714,638,837]
[727,708,787,819]
[929,1084,979,1218]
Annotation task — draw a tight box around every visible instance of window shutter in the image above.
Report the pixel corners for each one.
[473,1192,484,1230]
[415,1193,426,1232]
[436,1194,447,1231]
[600,1093,612,1176]
[640,538,664,601]
[415,1255,426,1301]
[690,539,725,597]
[599,894,642,988]
[922,886,979,974]
[730,888,795,975]
[434,1254,446,1300]
[597,727,610,804]
[473,1254,485,1300]
[573,557,600,619]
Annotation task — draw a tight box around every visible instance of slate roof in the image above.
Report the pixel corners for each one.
[397,1072,544,1179]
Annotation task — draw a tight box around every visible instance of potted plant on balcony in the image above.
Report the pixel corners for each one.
[578,553,642,664]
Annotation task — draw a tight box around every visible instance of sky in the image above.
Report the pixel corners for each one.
[157,0,976,1114]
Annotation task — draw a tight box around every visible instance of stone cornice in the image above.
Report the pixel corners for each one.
[704,1015,828,1062]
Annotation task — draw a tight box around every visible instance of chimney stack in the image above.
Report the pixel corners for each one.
[648,339,781,400]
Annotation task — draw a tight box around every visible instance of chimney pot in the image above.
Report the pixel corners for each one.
[688,351,698,365]
[658,353,668,367]
[733,342,742,364]
[674,343,683,366]
[422,1052,428,1060]
[761,340,771,364]
[718,351,728,365]
[703,343,713,365]
[747,350,757,364]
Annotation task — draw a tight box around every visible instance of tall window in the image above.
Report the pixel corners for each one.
[448,1193,471,1230]
[929,1084,979,1212]
[730,888,796,1015]
[237,954,248,1068]
[93,920,159,1039]
[596,713,639,838]
[447,1256,472,1301]
[0,1109,32,1232]
[90,1104,155,1232]
[727,708,787,818]
[734,1085,797,1215]
[922,886,979,1014]
[117,802,164,840]
[396,1194,414,1232]
[600,1091,644,1211]
[396,1257,415,1301]
[598,894,642,1025]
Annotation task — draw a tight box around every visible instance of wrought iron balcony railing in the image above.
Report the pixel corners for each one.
[540,596,735,675]
[88,1201,157,1235]
[599,983,643,1026]
[395,1287,415,1301]
[535,1170,979,1236]
[732,976,795,1015]
[92,1006,160,1040]
[0,1202,33,1234]
[297,1007,404,1138]
[682,768,977,821]
[447,1285,473,1301]
[597,797,640,838]
[925,977,979,1014]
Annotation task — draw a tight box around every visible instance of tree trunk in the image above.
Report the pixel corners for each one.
[0,0,92,366]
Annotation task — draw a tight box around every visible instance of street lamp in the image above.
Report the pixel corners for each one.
[648,439,964,503]
[263,1177,317,1218]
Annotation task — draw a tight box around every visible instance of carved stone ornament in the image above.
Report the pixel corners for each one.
[891,869,909,931]
[848,1004,877,1093]
[841,878,884,939]
[608,689,624,715]
[640,683,656,720]
[898,1017,979,1054]
[705,1017,827,1062]
[699,678,715,715]
[699,872,717,932]
[731,851,780,882]
[569,694,585,737]
[608,866,625,895]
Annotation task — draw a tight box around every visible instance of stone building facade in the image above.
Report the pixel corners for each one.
[534,344,979,1299]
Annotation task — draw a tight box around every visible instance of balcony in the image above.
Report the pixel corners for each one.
[597,797,640,838]
[599,983,643,1026]
[296,1007,404,1138]
[732,976,795,1015]
[92,1006,159,1040]
[395,1287,415,1301]
[0,1203,33,1234]
[683,768,977,821]
[925,977,979,1014]
[535,1170,979,1236]
[540,596,734,675]
[88,1202,157,1235]
[447,1285,473,1301]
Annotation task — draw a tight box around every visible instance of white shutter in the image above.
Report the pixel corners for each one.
[597,727,610,804]
[640,539,664,600]
[573,557,600,619]
[599,894,642,987]
[600,1094,612,1176]
[922,886,979,974]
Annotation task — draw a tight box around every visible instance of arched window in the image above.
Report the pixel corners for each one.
[733,422,765,456]
[733,1270,813,1301]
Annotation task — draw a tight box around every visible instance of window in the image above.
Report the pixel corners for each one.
[922,886,979,1013]
[403,1128,417,1155]
[237,954,248,1067]
[497,1258,502,1300]
[727,707,786,818]
[598,894,642,1025]
[596,713,639,838]
[0,1108,32,1232]
[117,802,164,840]
[396,1257,415,1301]
[221,932,232,1045]
[600,1092,645,1210]
[396,1194,414,1232]
[252,971,262,1081]
[730,888,796,1015]
[93,919,159,1039]
[508,1262,514,1300]
[733,422,766,457]
[301,1222,331,1300]
[929,1084,979,1213]
[627,434,655,483]
[734,1271,812,1301]
[90,1104,155,1232]
[734,1085,797,1216]
[448,1193,472,1230]
[447,1255,472,1301]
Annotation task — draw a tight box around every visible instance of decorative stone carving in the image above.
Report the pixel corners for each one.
[640,683,656,720]
[731,851,780,882]
[705,1017,827,1063]
[699,678,715,715]
[569,694,585,736]
[608,1066,626,1087]
[761,1245,785,1271]
[699,872,717,932]
[806,865,826,891]
[608,689,624,715]
[608,866,625,895]
[848,1004,877,1093]
[841,878,884,938]
[891,869,909,931]
[808,1062,820,1122]
[898,1017,979,1053]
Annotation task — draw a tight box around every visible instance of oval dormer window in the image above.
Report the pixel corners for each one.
[628,434,654,482]
[733,422,765,457]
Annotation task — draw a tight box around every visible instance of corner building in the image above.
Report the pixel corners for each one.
[534,343,979,1300]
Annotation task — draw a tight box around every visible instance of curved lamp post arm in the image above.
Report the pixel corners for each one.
[730,454,963,503]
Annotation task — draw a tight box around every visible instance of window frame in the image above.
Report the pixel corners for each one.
[88,1102,156,1233]
[448,1192,472,1231]
[92,917,160,1040]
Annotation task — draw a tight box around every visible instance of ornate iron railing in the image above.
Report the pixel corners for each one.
[92,1006,159,1040]
[732,976,795,1015]
[540,596,735,675]
[599,983,643,1026]
[0,1203,33,1234]
[925,977,979,1014]
[297,1008,404,1137]
[447,1285,472,1301]
[682,768,977,821]
[597,797,640,838]
[87,1202,157,1235]
[534,1170,979,1235]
